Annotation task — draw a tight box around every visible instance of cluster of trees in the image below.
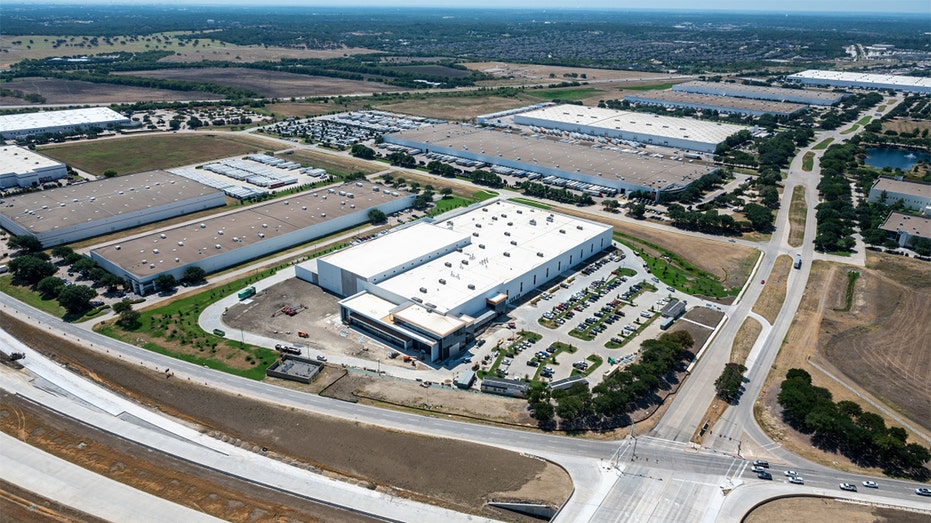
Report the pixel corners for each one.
[0,87,45,104]
[815,143,859,252]
[519,181,594,206]
[819,92,884,131]
[468,169,505,189]
[778,369,930,478]
[6,240,106,315]
[386,152,416,168]
[426,160,458,178]
[660,170,730,205]
[527,331,694,430]
[350,144,376,160]
[666,203,772,234]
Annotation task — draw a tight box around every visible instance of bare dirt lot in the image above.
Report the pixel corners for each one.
[744,496,928,523]
[464,62,685,85]
[0,389,378,523]
[376,95,530,121]
[752,254,791,324]
[161,46,377,64]
[2,311,572,520]
[756,255,931,474]
[667,306,724,350]
[0,77,220,105]
[0,479,108,523]
[116,68,405,98]
[820,253,931,431]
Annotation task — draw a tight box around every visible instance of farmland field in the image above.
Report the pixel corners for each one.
[40,134,278,175]
[115,68,405,98]
[376,95,530,120]
[0,77,220,105]
[384,64,473,78]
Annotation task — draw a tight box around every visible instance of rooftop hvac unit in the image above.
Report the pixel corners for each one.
[510,240,517,245]
[153,249,159,254]
[439,279,446,285]
[473,232,479,237]
[503,252,510,257]
[160,233,166,239]
[200,223,206,228]
[412,297,423,303]
[559,229,566,234]
[577,225,583,230]
[462,259,469,265]
[482,208,488,212]
[420,287,428,293]
[537,252,544,257]
[479,244,485,249]
[504,231,511,236]
[178,241,184,246]
[467,284,475,290]
[115,245,121,250]
[507,222,513,226]
[425,303,436,309]
[445,261,452,267]
[529,219,536,225]
[215,244,222,249]
[149,264,155,269]
[475,223,482,228]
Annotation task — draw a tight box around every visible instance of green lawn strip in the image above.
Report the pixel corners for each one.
[604,311,660,349]
[80,304,111,321]
[427,195,473,216]
[571,354,604,377]
[0,275,68,318]
[473,190,499,201]
[855,115,872,126]
[529,87,602,101]
[833,271,861,312]
[623,83,677,91]
[802,151,815,172]
[96,324,269,380]
[614,232,737,298]
[840,125,860,135]
[812,138,834,150]
[508,197,551,209]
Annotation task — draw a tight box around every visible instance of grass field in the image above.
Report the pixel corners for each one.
[283,149,381,176]
[624,83,676,91]
[787,185,807,248]
[0,275,67,318]
[615,233,743,299]
[527,87,603,101]
[376,95,530,121]
[473,190,499,201]
[40,134,276,175]
[812,138,834,150]
[508,197,550,209]
[428,195,473,216]
[801,151,815,172]
[730,317,762,365]
[752,254,791,324]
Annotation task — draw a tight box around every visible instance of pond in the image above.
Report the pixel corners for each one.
[864,147,930,171]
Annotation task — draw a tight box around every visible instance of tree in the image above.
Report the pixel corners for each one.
[350,144,375,160]
[714,363,747,402]
[51,245,75,260]
[7,235,43,253]
[99,273,124,292]
[57,284,97,314]
[102,169,117,178]
[9,255,57,286]
[629,203,646,219]
[154,273,177,294]
[181,266,206,285]
[368,208,387,224]
[71,257,97,276]
[36,276,65,298]
[440,187,453,197]
[743,203,774,232]
[113,300,140,329]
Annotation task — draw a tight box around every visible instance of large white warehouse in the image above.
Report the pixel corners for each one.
[0,170,226,247]
[786,70,931,95]
[512,104,749,153]
[92,181,413,295]
[384,123,718,199]
[625,91,807,118]
[296,200,613,361]
[672,81,846,106]
[0,107,131,140]
[0,146,68,189]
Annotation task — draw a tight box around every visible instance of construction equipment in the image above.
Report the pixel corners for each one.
[297,331,309,338]
[10,352,25,361]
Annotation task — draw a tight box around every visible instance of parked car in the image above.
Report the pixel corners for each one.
[316,355,327,362]
[839,483,857,492]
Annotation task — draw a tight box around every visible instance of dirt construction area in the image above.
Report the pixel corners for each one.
[756,253,931,474]
[744,496,928,523]
[223,278,424,372]
[2,311,573,521]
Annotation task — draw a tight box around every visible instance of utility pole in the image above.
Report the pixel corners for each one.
[630,420,637,461]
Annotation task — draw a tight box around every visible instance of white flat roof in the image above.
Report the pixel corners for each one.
[393,302,468,337]
[341,292,396,321]
[322,222,470,280]
[516,104,748,146]
[881,212,931,239]
[788,70,931,90]
[377,200,611,314]
[0,146,63,173]
[0,107,129,134]
[873,177,931,200]
[673,80,844,104]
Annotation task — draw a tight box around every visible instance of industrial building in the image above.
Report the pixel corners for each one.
[92,180,412,295]
[384,123,719,198]
[512,104,750,153]
[296,200,613,362]
[0,146,68,189]
[0,108,131,140]
[880,211,931,248]
[625,91,807,118]
[868,177,931,211]
[0,170,226,248]
[672,81,846,106]
[786,70,931,95]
